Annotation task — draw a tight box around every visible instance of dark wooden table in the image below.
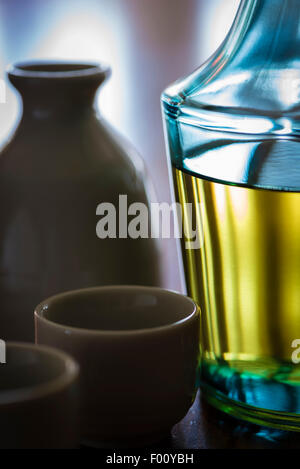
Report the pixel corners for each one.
[82,390,300,450]
[150,390,300,449]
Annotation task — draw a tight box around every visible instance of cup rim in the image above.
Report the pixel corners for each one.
[0,342,79,406]
[34,285,199,336]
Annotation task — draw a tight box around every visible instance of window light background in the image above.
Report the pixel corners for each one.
[0,0,240,291]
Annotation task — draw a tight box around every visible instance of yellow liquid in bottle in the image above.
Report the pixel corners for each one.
[173,165,300,428]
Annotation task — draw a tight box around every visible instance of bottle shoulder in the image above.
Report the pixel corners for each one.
[162,3,300,192]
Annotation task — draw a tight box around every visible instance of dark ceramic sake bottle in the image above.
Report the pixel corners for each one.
[0,62,161,341]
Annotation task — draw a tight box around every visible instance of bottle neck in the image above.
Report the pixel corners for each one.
[226,0,300,66]
[19,87,97,121]
[8,62,111,121]
[170,0,300,117]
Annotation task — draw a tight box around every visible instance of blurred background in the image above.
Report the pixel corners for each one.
[0,0,240,291]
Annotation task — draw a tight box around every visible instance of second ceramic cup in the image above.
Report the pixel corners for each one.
[35,286,200,447]
[0,342,79,449]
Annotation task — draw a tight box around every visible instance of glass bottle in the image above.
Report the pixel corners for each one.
[162,0,300,430]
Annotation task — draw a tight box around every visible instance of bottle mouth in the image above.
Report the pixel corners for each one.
[7,60,111,85]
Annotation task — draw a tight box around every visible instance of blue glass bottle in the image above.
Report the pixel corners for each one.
[162,0,300,430]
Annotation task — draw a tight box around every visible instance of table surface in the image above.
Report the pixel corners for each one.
[151,390,300,450]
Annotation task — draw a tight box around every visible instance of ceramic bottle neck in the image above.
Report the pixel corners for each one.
[7,62,111,120]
